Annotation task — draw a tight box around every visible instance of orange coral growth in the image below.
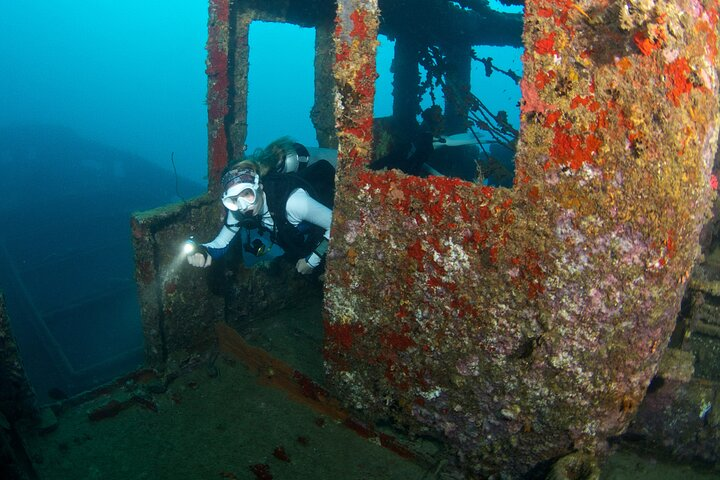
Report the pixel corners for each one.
[535,70,557,90]
[633,22,667,57]
[535,32,558,56]
[480,185,495,200]
[550,129,601,170]
[528,185,541,203]
[538,7,554,17]
[537,0,577,32]
[666,230,676,258]
[570,95,600,112]
[544,110,562,127]
[591,108,608,132]
[633,32,659,56]
[467,229,489,249]
[205,48,228,76]
[664,57,694,106]
[520,78,551,114]
[210,0,229,23]
[697,19,718,59]
[346,117,374,143]
[703,5,720,59]
[479,205,492,220]
[350,10,369,39]
[354,63,376,98]
[407,239,426,271]
[382,329,416,352]
[489,244,500,263]
[336,43,351,63]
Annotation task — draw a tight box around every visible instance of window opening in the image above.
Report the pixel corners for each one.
[244,21,318,266]
[246,21,316,153]
[374,34,395,118]
[368,3,524,187]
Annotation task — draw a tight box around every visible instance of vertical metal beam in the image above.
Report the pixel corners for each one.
[442,42,472,135]
[228,16,250,162]
[206,0,232,193]
[333,0,380,173]
[312,17,339,149]
[391,36,421,132]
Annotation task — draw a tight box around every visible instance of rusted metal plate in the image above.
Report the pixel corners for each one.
[326,0,720,476]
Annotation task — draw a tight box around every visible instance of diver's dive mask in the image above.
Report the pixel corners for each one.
[221,168,260,212]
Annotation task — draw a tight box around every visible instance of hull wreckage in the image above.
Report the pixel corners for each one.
[103,0,720,477]
[126,0,720,477]
[324,0,720,476]
[2,0,720,478]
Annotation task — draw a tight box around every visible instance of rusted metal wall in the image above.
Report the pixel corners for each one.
[131,0,234,367]
[131,196,226,365]
[0,294,35,421]
[130,193,323,367]
[325,0,720,477]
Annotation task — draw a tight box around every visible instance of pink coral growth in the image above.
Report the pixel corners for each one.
[520,78,550,114]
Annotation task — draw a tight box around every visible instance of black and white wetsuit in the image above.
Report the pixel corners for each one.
[204,174,331,268]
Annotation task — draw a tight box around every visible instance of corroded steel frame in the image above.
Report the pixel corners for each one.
[327,0,720,476]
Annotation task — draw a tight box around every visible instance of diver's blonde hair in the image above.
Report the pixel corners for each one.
[251,136,297,176]
[225,159,260,175]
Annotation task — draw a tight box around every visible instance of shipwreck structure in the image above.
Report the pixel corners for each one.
[2,0,720,477]
[125,0,720,478]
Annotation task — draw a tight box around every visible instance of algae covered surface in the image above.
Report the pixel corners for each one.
[19,301,719,479]
[325,0,720,476]
[601,449,719,480]
[23,355,424,480]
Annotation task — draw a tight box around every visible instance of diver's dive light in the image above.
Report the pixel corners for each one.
[183,236,207,256]
[183,237,197,255]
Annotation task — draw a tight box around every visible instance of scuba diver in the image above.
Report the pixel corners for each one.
[186,161,331,276]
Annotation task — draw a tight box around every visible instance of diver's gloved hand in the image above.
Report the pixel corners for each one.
[187,252,212,268]
[295,258,314,275]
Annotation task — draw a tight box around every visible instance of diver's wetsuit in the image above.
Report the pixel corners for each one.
[203,174,331,268]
